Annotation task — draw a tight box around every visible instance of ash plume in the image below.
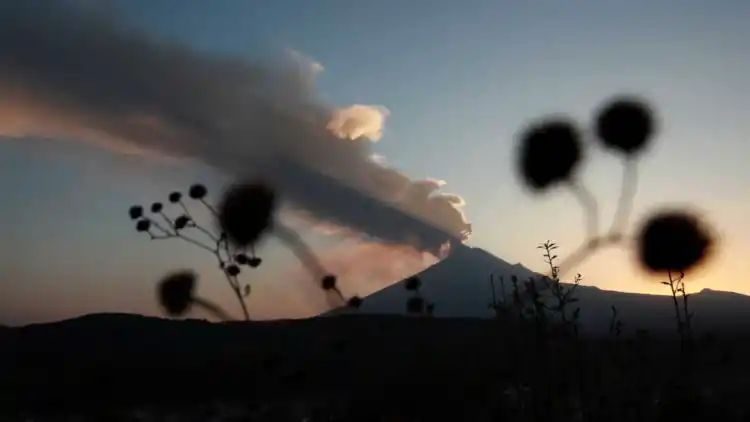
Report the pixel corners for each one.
[0,3,470,253]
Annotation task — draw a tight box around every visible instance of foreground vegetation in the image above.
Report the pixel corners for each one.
[2,313,749,421]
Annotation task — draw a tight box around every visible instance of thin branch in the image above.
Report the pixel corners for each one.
[568,180,600,243]
[177,200,192,218]
[274,222,328,278]
[199,198,219,217]
[223,272,250,321]
[145,217,172,236]
[609,158,638,236]
[189,222,220,243]
[157,212,177,234]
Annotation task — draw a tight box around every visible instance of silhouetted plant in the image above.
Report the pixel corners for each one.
[129,181,358,320]
[157,270,230,320]
[488,274,507,318]
[513,98,722,417]
[510,275,524,319]
[523,277,547,329]
[515,96,717,300]
[404,276,431,316]
[538,241,581,331]
[637,211,713,357]
[608,305,623,338]
[128,184,255,320]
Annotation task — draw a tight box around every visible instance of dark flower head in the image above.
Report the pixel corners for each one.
[158,270,197,315]
[405,276,421,291]
[638,211,714,273]
[517,119,582,191]
[248,257,263,268]
[174,215,190,230]
[406,296,425,314]
[595,97,655,156]
[189,184,208,199]
[235,253,249,265]
[321,275,337,290]
[135,219,151,232]
[150,202,163,213]
[347,296,363,309]
[218,183,275,247]
[129,205,143,220]
[225,265,241,277]
[168,192,182,203]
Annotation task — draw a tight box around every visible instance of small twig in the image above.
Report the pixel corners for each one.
[189,221,220,242]
[177,200,192,218]
[199,198,219,217]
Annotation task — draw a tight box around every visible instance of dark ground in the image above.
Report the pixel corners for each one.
[2,313,750,421]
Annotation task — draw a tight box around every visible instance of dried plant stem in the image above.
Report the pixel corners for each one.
[223,272,250,321]
[274,223,326,277]
[273,222,346,304]
[610,158,638,235]
[192,296,234,321]
[667,270,685,352]
[147,211,251,320]
[568,180,599,243]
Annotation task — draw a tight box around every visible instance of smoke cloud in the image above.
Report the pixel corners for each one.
[327,104,390,141]
[0,3,470,254]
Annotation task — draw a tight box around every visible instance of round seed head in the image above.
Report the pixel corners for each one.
[174,215,190,230]
[347,296,363,309]
[129,205,143,220]
[321,275,337,290]
[226,265,241,277]
[158,270,197,315]
[189,184,208,199]
[517,119,582,191]
[136,219,151,232]
[218,183,275,247]
[405,276,421,291]
[595,97,655,156]
[637,211,714,273]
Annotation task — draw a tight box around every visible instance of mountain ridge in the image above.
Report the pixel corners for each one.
[342,244,750,334]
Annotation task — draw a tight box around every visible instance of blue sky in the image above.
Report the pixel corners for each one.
[2,0,749,324]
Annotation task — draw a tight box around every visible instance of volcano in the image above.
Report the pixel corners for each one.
[338,243,750,335]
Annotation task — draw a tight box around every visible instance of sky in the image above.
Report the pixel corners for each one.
[1,0,749,325]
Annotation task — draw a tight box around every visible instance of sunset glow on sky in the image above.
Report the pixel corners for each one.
[1,0,749,325]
